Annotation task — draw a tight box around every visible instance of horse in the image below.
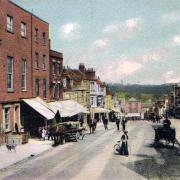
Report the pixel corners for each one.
[49,124,66,146]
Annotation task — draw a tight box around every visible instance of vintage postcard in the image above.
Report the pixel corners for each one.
[0,0,180,179]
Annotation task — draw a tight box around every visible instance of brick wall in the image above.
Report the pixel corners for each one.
[49,50,63,100]
[0,0,50,102]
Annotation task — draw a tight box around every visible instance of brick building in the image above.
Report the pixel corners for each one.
[125,97,142,120]
[49,50,63,100]
[0,0,50,132]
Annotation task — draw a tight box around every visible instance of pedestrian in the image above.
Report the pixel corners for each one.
[38,127,42,140]
[102,115,108,130]
[87,116,93,134]
[47,125,53,141]
[121,118,126,131]
[42,127,46,141]
[115,116,120,131]
[119,130,129,156]
[79,117,84,127]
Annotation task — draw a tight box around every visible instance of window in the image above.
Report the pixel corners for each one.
[57,63,61,75]
[57,84,60,98]
[53,83,60,99]
[63,78,67,88]
[43,79,46,98]
[52,62,56,74]
[42,55,46,69]
[21,22,26,37]
[5,108,10,130]
[21,60,27,91]
[7,57,13,91]
[35,52,39,68]
[35,79,39,96]
[7,15,13,32]
[42,32,46,45]
[90,97,94,106]
[35,28,38,42]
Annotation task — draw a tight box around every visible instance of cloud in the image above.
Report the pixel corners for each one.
[141,48,170,63]
[96,46,172,83]
[164,70,180,83]
[173,35,180,45]
[162,11,180,24]
[91,39,109,49]
[97,59,143,83]
[102,18,142,39]
[59,22,80,40]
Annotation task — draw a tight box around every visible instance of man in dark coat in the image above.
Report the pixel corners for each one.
[163,118,171,128]
[121,118,127,131]
[115,116,120,131]
[102,115,108,130]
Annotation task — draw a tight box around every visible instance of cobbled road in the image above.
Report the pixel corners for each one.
[0,121,180,180]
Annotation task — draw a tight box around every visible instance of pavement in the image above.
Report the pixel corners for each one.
[0,122,109,171]
[0,138,53,170]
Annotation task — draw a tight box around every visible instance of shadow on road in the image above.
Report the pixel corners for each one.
[123,145,180,179]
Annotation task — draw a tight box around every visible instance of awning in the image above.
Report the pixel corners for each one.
[125,113,141,117]
[91,107,109,114]
[111,107,121,113]
[22,97,56,120]
[48,100,89,117]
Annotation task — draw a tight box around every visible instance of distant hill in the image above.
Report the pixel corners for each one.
[108,84,172,101]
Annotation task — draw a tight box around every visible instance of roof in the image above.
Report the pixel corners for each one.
[63,69,85,83]
[9,0,49,24]
[50,50,63,59]
[22,97,56,120]
[128,97,138,102]
[48,100,89,117]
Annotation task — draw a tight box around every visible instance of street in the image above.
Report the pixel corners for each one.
[0,121,180,180]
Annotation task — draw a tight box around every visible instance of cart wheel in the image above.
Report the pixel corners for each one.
[113,144,120,154]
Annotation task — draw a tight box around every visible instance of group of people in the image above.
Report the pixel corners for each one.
[38,126,53,141]
[115,117,127,131]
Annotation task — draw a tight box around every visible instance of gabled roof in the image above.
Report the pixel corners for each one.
[128,97,138,102]
[63,69,85,83]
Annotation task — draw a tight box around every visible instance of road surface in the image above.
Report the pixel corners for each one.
[0,121,180,180]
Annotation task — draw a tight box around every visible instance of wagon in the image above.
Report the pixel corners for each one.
[64,127,85,142]
[154,125,176,147]
[61,123,86,142]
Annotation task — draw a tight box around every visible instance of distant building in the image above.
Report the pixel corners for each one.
[125,97,142,119]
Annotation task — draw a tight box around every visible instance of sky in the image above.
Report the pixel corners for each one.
[13,0,180,84]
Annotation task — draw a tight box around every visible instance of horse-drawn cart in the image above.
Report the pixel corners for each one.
[50,122,86,146]
[154,125,176,147]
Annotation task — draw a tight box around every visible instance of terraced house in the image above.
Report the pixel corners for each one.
[0,0,50,133]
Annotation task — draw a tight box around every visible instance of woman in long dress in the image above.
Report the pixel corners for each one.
[119,131,129,156]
